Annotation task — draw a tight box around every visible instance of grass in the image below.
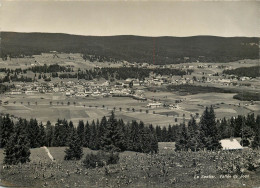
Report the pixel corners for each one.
[1,89,257,125]
[1,147,260,188]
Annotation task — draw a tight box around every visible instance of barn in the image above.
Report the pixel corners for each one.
[220,138,243,150]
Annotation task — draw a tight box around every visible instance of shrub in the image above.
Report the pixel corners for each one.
[83,151,119,168]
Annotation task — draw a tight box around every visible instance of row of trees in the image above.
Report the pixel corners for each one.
[0,112,159,164]
[33,67,189,80]
[47,112,158,153]
[0,68,25,74]
[0,84,14,94]
[28,64,72,73]
[155,107,260,151]
[0,73,33,83]
[0,66,190,84]
[223,66,260,78]
[74,67,188,81]
[1,107,260,164]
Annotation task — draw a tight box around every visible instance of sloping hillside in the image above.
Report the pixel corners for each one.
[1,32,259,64]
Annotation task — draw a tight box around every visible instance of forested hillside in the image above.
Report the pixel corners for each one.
[223,66,260,78]
[1,32,259,64]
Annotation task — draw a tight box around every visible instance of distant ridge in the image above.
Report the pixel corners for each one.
[1,32,259,64]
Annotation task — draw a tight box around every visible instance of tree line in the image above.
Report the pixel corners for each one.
[0,66,190,84]
[166,84,260,101]
[1,107,260,164]
[0,112,159,164]
[62,67,188,81]
[28,64,73,73]
[0,73,33,83]
[0,84,14,94]
[155,107,260,151]
[223,66,260,78]
[28,66,189,79]
[233,92,260,101]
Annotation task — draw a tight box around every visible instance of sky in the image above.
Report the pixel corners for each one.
[1,0,259,37]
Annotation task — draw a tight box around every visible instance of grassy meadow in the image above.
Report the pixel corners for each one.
[1,145,260,188]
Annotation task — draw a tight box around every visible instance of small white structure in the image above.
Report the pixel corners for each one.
[147,102,162,108]
[220,138,243,150]
[9,91,22,95]
[75,92,85,97]
[25,90,38,95]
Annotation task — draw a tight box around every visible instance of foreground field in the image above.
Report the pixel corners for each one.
[1,145,260,188]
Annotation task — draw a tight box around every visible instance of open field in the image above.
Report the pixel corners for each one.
[1,88,258,126]
[1,54,259,127]
[1,146,260,188]
[0,53,123,71]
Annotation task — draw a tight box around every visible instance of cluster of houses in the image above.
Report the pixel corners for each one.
[5,70,257,98]
[4,60,258,98]
[5,80,146,99]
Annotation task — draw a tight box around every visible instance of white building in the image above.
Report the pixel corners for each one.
[147,102,163,108]
[220,138,243,150]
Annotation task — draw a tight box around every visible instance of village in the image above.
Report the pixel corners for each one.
[1,1,260,187]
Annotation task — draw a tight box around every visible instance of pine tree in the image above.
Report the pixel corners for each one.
[167,125,173,142]
[234,115,243,137]
[38,122,46,147]
[77,120,85,146]
[27,119,40,148]
[140,126,153,153]
[252,115,260,149]
[53,119,62,146]
[84,121,91,147]
[187,117,199,151]
[218,117,229,139]
[101,112,124,152]
[199,106,221,150]
[175,123,189,151]
[161,127,167,142]
[150,129,159,154]
[125,122,132,150]
[89,120,97,150]
[45,121,53,147]
[116,119,127,151]
[128,120,142,152]
[4,120,30,165]
[241,125,253,147]
[171,125,178,142]
[97,116,107,149]
[53,119,71,146]
[69,121,74,132]
[95,119,100,149]
[64,130,83,160]
[246,113,256,131]
[155,126,162,142]
[0,115,14,148]
[229,117,235,138]
[62,119,71,146]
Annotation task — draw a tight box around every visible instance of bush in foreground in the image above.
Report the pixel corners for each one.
[83,151,119,168]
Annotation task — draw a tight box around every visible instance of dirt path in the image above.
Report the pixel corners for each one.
[41,146,54,162]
